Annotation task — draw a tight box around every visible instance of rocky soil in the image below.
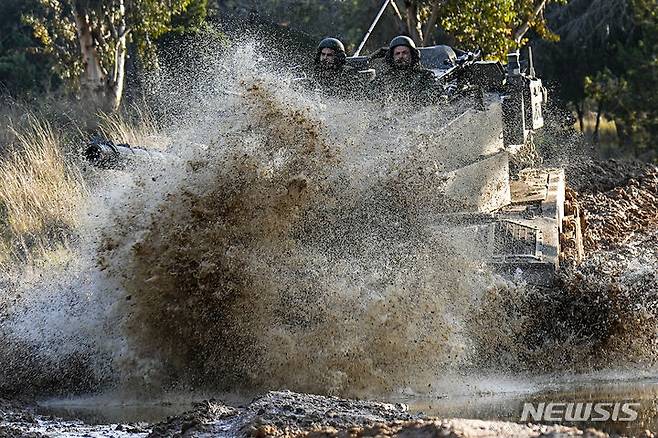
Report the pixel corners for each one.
[2,391,648,438]
[565,159,658,251]
[147,390,628,437]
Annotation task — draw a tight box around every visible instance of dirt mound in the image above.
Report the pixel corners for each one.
[566,160,658,251]
[300,420,611,438]
[149,391,414,437]
[0,391,627,438]
[565,159,655,193]
[147,391,613,438]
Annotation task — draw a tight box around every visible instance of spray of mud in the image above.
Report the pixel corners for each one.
[466,160,658,375]
[0,168,150,395]
[0,35,657,399]
[96,39,494,396]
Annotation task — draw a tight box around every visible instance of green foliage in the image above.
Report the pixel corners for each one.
[216,0,560,61]
[23,0,206,90]
[0,0,55,94]
[438,0,562,60]
[541,0,657,155]
[440,0,517,59]
[22,2,83,90]
[170,0,209,34]
[130,0,198,65]
[212,0,399,54]
[611,0,658,152]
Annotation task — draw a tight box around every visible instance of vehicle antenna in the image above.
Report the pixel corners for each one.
[354,0,393,57]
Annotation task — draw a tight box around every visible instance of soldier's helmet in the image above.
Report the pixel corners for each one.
[315,37,347,68]
[386,35,421,67]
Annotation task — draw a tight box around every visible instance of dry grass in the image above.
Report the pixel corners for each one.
[0,94,166,265]
[98,105,165,150]
[579,111,618,143]
[576,111,628,159]
[0,117,87,262]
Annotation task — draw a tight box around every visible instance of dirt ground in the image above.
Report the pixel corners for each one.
[147,391,624,437]
[3,391,651,438]
[565,159,658,251]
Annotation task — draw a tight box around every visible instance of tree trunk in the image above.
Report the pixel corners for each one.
[513,0,549,45]
[615,120,633,152]
[575,101,585,133]
[403,0,423,44]
[422,1,443,46]
[108,0,128,111]
[389,1,407,34]
[72,8,109,110]
[72,3,128,112]
[593,100,603,144]
[107,33,127,112]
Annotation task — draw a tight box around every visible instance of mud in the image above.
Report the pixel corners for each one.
[89,52,492,398]
[466,231,658,373]
[296,420,614,438]
[565,159,658,250]
[0,391,638,437]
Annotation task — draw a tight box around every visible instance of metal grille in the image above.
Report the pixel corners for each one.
[491,220,542,263]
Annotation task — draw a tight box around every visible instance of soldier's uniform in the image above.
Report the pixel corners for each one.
[370,36,439,106]
[311,64,361,98]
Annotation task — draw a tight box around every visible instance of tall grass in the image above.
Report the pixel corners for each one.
[98,104,164,150]
[0,117,87,262]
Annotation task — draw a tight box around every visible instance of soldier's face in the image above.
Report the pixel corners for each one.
[319,48,337,68]
[393,46,412,67]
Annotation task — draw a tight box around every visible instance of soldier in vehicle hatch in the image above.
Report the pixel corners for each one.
[370,35,439,105]
[310,37,362,98]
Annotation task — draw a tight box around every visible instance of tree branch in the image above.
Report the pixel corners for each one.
[389,1,407,35]
[403,0,423,44]
[112,0,127,85]
[513,0,549,45]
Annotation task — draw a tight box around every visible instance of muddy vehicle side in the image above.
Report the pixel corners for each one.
[345,45,584,285]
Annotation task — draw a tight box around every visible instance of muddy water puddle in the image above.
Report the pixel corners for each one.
[34,392,250,425]
[30,374,658,436]
[403,373,658,436]
[36,399,193,425]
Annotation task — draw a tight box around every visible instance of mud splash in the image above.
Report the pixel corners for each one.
[467,229,658,373]
[0,37,657,401]
[99,41,492,396]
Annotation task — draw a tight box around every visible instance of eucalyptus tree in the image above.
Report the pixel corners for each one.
[25,0,203,111]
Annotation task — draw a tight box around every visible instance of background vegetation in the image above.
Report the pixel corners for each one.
[1,0,655,158]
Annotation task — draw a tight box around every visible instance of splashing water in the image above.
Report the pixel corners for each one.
[0,37,656,400]
[101,40,494,396]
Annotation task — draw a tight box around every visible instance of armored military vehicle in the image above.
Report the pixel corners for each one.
[86,19,584,286]
[340,6,584,285]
